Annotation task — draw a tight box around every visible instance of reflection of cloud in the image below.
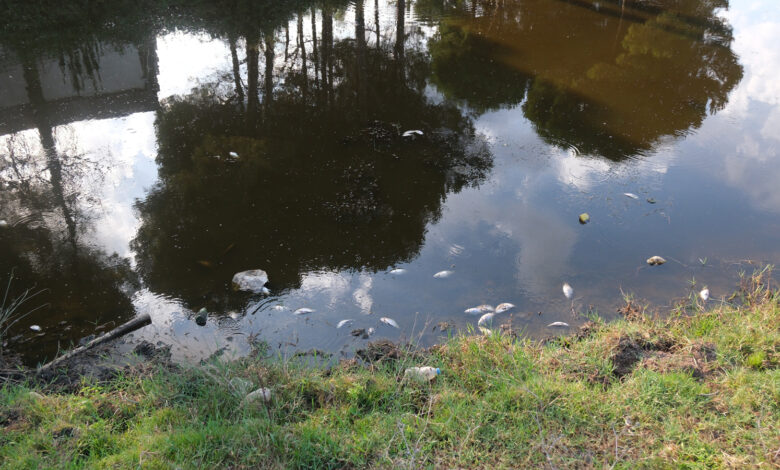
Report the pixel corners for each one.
[352,274,373,314]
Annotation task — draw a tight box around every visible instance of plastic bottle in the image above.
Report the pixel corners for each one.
[404,366,441,382]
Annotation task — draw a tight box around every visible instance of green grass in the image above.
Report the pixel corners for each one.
[1,289,779,468]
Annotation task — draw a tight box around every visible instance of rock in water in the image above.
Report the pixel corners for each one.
[232,269,269,293]
[242,387,272,407]
[646,256,666,266]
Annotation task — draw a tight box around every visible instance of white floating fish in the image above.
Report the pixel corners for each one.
[562,283,574,299]
[366,327,376,337]
[433,270,454,279]
[380,317,400,329]
[495,303,515,314]
[389,268,407,275]
[477,313,494,327]
[294,308,315,315]
[547,322,570,327]
[29,325,42,332]
[464,304,494,315]
[623,192,639,199]
[336,319,353,329]
[261,287,271,295]
[271,305,286,311]
[699,288,710,301]
[228,311,240,320]
[0,220,8,228]
[229,151,239,158]
[478,326,492,336]
[646,256,666,266]
[402,130,423,137]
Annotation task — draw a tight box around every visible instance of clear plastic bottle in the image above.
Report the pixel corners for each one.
[404,366,441,381]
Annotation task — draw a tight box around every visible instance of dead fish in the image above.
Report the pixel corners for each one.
[29,325,42,332]
[477,313,494,327]
[229,151,239,158]
[271,305,286,311]
[0,220,8,228]
[261,287,270,295]
[389,268,407,275]
[294,308,315,315]
[623,192,639,199]
[434,270,454,279]
[495,303,515,314]
[380,317,400,329]
[547,322,570,327]
[646,256,666,266]
[478,326,492,336]
[228,311,240,320]
[562,283,574,299]
[464,305,494,315]
[700,288,710,301]
[367,327,375,336]
[336,319,353,329]
[402,130,423,137]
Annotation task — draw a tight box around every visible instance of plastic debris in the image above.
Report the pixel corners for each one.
[294,308,315,315]
[231,269,269,293]
[433,270,454,279]
[700,288,710,301]
[495,303,515,314]
[380,317,400,328]
[646,256,666,266]
[579,213,590,224]
[562,283,574,299]
[547,322,570,327]
[404,366,440,381]
[336,319,353,329]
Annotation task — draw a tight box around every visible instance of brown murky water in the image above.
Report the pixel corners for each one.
[1,0,778,364]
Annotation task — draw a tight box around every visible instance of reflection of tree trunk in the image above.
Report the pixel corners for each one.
[375,0,381,51]
[284,25,290,62]
[395,0,406,82]
[264,32,275,113]
[21,57,77,250]
[356,0,367,114]
[322,7,334,107]
[311,7,320,96]
[298,13,308,102]
[246,36,260,116]
[229,35,245,109]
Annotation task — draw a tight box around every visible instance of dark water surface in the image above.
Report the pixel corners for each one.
[1,0,778,364]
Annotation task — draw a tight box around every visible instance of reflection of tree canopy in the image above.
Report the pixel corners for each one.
[425,0,743,160]
[131,3,492,308]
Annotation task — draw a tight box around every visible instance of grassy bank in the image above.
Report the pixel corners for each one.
[1,283,779,468]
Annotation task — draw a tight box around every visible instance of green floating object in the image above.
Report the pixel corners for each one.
[647,198,656,204]
[578,213,590,224]
[195,307,208,326]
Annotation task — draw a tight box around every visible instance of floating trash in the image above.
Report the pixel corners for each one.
[402,130,423,137]
[232,269,269,293]
[380,317,400,329]
[29,325,42,332]
[579,213,590,224]
[195,308,208,326]
[477,313,494,327]
[336,319,353,329]
[623,193,639,199]
[495,303,515,314]
[700,288,710,301]
[294,308,315,315]
[389,268,407,275]
[464,305,494,315]
[562,283,574,299]
[647,198,656,204]
[433,270,454,279]
[547,322,570,327]
[646,256,666,266]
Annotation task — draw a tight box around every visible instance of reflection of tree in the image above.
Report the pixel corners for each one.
[425,0,743,160]
[132,7,492,308]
